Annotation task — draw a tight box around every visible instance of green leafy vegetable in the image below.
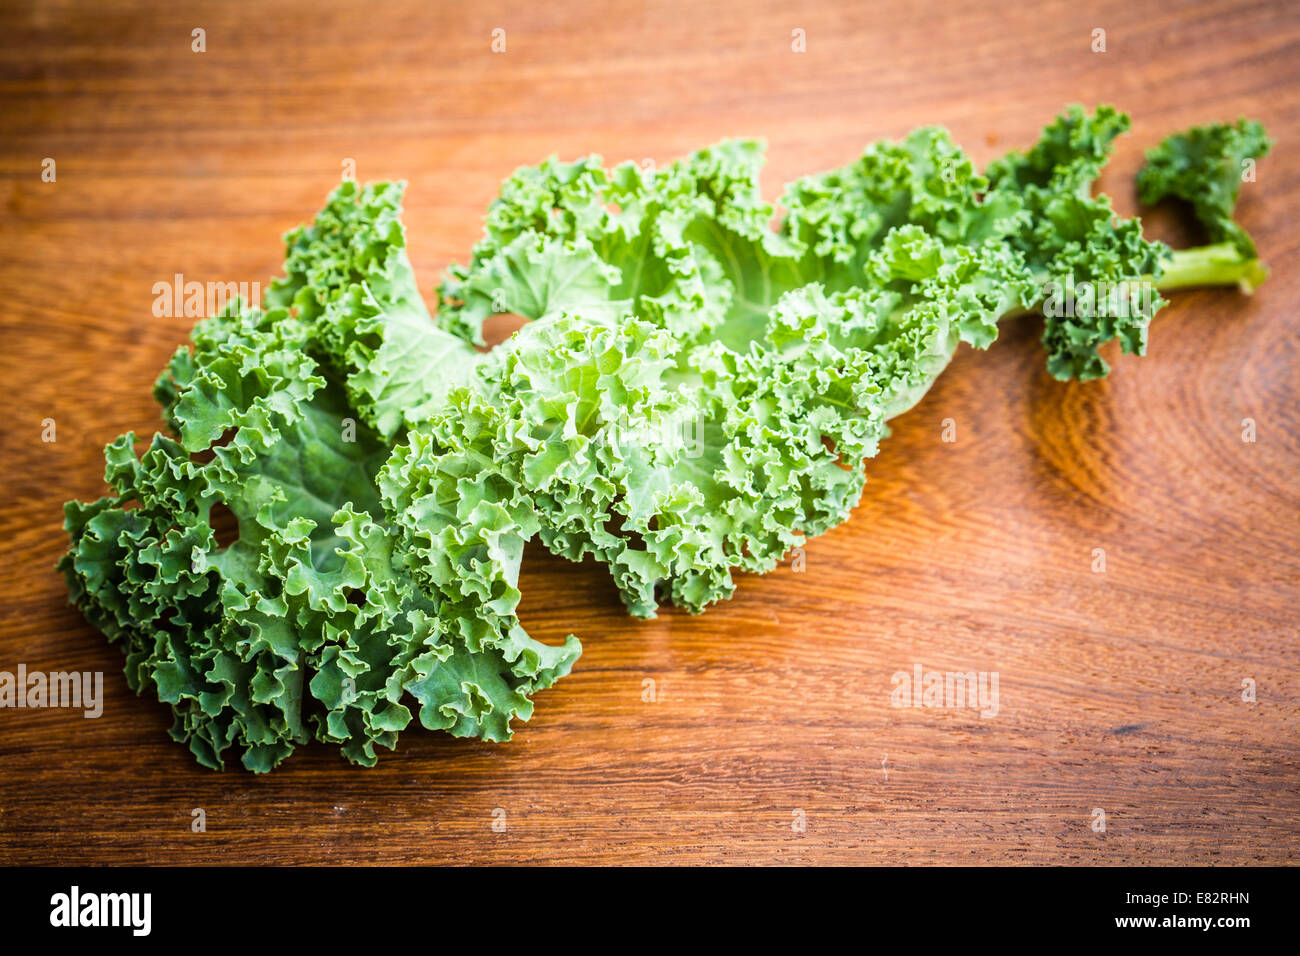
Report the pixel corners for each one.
[62,108,1269,770]
[1137,119,1272,257]
[1136,118,1272,291]
[61,182,578,771]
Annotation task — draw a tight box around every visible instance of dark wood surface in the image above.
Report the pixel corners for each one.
[1,0,1297,865]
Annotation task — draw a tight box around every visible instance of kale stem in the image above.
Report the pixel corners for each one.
[1153,243,1268,293]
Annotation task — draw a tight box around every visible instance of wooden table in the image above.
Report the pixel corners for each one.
[1,0,1296,865]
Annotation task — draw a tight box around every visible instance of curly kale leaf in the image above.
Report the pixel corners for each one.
[403,107,1234,618]
[1137,118,1271,259]
[435,129,1031,354]
[394,223,1027,617]
[986,105,1170,380]
[1136,119,1272,294]
[61,184,577,771]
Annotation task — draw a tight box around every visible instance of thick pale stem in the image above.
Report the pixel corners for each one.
[1153,243,1268,294]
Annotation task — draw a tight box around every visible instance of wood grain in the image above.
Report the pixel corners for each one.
[1,0,1297,865]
